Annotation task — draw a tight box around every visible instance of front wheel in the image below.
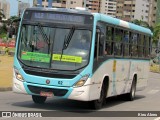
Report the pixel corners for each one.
[126,77,136,101]
[32,95,47,104]
[89,82,107,109]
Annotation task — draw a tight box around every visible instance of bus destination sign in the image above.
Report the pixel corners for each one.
[31,12,85,24]
[23,10,93,25]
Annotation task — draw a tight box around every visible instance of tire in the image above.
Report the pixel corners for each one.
[126,77,136,101]
[32,95,47,104]
[90,81,107,109]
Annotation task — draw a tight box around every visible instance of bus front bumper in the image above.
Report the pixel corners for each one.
[13,78,92,101]
[13,77,28,94]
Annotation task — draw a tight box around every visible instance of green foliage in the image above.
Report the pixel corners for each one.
[131,19,160,45]
[0,9,5,20]
[0,33,7,38]
[8,16,19,23]
[0,23,7,38]
[153,23,160,44]
[132,19,150,29]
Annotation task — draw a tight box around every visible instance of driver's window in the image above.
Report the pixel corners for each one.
[94,29,104,59]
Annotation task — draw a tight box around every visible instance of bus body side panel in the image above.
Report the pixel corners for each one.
[89,60,113,100]
[89,59,150,100]
[132,60,149,91]
[90,59,132,99]
[141,61,149,90]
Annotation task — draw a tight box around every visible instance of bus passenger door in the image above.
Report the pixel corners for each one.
[90,28,106,100]
[93,29,105,80]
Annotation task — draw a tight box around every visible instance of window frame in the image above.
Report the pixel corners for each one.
[96,21,152,60]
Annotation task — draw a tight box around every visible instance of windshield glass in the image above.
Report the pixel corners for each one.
[18,24,92,70]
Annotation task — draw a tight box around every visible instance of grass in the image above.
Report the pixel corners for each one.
[150,64,160,73]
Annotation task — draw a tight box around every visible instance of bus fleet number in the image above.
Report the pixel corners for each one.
[58,81,63,85]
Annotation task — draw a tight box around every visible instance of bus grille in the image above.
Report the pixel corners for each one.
[27,85,68,96]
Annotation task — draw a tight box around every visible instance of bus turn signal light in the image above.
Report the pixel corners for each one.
[74,74,89,87]
[14,67,24,81]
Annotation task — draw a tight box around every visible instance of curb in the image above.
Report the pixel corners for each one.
[0,87,12,92]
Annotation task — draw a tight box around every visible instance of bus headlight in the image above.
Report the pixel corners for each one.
[14,67,24,81]
[74,74,89,87]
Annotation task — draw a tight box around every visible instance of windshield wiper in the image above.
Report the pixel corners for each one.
[63,26,75,50]
[37,23,50,53]
[37,23,50,45]
[60,26,75,61]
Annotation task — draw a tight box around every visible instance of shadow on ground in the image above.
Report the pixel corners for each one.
[11,94,145,112]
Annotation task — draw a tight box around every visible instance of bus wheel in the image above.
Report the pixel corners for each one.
[32,95,47,104]
[90,82,107,109]
[126,77,136,101]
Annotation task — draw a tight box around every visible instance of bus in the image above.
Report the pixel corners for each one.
[13,7,152,109]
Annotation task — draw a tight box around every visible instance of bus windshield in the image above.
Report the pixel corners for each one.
[18,24,92,71]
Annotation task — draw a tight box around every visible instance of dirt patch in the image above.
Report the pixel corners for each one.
[0,55,13,88]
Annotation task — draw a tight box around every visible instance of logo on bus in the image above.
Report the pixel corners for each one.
[46,80,50,84]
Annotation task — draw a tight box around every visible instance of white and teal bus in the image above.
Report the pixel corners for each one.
[13,7,152,109]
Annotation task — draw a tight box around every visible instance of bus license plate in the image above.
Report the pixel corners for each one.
[40,91,53,97]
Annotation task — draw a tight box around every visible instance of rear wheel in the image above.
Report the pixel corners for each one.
[32,95,47,104]
[126,77,136,101]
[90,81,107,109]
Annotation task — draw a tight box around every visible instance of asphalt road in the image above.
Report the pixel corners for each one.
[0,72,160,120]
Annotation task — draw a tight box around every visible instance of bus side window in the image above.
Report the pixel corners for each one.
[131,33,138,57]
[114,28,123,56]
[123,31,130,57]
[105,26,114,55]
[138,34,144,57]
[145,36,150,58]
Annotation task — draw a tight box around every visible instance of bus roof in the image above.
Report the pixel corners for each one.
[93,13,153,36]
[24,8,152,36]
[25,7,92,16]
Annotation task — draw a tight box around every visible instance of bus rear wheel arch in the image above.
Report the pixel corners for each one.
[126,75,137,101]
[89,76,109,109]
[32,95,47,104]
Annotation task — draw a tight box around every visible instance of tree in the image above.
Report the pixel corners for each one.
[131,19,150,29]
[153,23,160,45]
[8,16,19,24]
[131,19,160,45]
[0,9,5,21]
